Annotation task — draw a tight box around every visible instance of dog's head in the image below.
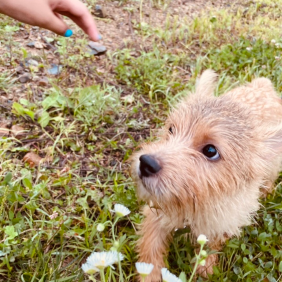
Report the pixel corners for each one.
[131,70,282,213]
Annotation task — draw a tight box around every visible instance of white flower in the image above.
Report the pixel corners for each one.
[135,262,154,276]
[49,212,58,219]
[114,204,131,217]
[81,262,99,274]
[197,234,208,245]
[246,47,252,51]
[161,268,182,282]
[97,223,105,232]
[199,259,206,266]
[199,250,207,258]
[271,39,276,44]
[82,251,124,271]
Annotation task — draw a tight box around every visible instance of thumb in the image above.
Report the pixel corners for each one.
[40,12,70,37]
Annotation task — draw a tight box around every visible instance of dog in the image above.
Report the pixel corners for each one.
[130,70,282,281]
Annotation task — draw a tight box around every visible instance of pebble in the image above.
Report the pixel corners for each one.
[38,77,49,87]
[18,73,32,83]
[26,41,35,48]
[26,59,38,67]
[94,5,105,18]
[88,41,107,55]
[47,64,62,75]
[15,66,24,74]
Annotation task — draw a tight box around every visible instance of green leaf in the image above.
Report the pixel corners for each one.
[42,92,59,110]
[3,172,12,184]
[38,111,50,127]
[12,102,34,120]
[241,243,246,251]
[265,261,272,269]
[23,178,32,189]
[4,226,18,240]
[179,272,187,282]
[278,261,282,272]
[258,232,271,241]
[23,109,34,120]
[12,102,25,115]
[21,48,28,59]
[19,98,29,106]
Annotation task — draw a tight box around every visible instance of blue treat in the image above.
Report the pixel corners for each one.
[64,29,73,37]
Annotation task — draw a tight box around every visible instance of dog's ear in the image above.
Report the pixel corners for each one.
[264,125,282,154]
[195,69,218,97]
[249,77,274,90]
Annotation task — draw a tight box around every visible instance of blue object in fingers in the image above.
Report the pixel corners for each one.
[64,29,73,37]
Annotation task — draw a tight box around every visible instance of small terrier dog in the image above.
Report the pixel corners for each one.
[131,70,282,281]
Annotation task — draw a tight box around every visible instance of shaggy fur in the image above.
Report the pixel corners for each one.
[130,70,282,281]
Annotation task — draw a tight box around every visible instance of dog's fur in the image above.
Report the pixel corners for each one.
[130,70,282,281]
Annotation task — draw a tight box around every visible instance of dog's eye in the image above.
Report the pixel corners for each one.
[202,144,220,161]
[169,126,174,134]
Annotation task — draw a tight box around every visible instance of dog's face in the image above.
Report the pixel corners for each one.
[130,71,282,214]
[131,95,262,211]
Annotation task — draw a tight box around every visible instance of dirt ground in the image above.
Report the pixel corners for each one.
[0,0,238,105]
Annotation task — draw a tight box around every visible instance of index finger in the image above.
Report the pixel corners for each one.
[52,0,100,41]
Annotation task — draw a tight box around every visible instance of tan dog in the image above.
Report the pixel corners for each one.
[130,70,282,281]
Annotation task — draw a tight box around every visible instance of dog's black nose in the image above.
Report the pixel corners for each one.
[139,154,161,177]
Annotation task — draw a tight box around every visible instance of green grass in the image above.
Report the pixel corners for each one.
[1,0,282,281]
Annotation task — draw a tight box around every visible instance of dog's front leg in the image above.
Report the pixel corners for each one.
[137,206,173,282]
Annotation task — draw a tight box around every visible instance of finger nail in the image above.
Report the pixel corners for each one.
[64,29,73,37]
[98,34,102,40]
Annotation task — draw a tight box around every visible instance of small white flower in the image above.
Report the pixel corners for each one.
[246,47,252,51]
[199,250,207,258]
[199,259,206,266]
[161,268,182,282]
[97,223,105,232]
[114,204,131,217]
[135,262,154,276]
[49,212,58,219]
[82,251,124,271]
[275,43,281,48]
[197,234,208,245]
[275,56,280,60]
[81,262,99,274]
[271,39,276,44]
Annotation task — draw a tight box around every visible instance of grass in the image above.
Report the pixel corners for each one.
[1,0,282,281]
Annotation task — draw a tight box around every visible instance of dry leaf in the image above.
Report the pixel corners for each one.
[0,122,10,137]
[11,125,25,138]
[23,152,42,167]
[34,42,44,49]
[59,166,70,175]
[121,95,135,104]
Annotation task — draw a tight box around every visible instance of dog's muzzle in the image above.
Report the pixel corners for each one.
[139,154,161,177]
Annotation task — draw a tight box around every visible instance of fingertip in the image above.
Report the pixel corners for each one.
[88,31,102,41]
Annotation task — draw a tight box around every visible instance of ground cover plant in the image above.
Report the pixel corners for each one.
[1,0,282,281]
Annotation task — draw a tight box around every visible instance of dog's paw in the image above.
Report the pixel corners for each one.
[196,254,218,278]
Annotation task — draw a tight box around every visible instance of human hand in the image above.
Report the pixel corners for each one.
[0,0,101,41]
